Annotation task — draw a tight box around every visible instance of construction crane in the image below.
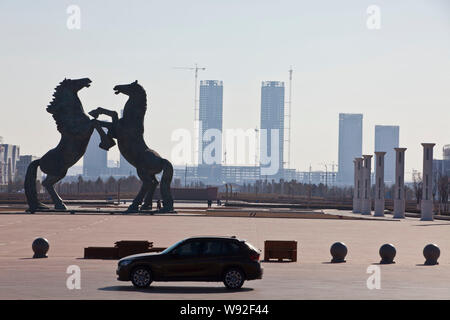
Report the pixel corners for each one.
[173,64,206,165]
[286,66,293,170]
[254,126,259,167]
[173,64,206,122]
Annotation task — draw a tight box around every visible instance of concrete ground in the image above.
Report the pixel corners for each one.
[1,208,450,299]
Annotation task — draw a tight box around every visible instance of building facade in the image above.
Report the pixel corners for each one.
[0,143,20,187]
[260,81,285,180]
[16,155,42,182]
[83,131,107,178]
[338,113,363,186]
[374,125,399,185]
[198,80,224,184]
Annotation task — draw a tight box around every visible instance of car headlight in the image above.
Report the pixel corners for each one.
[118,259,132,267]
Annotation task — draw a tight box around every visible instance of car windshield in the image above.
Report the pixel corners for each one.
[245,241,259,252]
[161,239,185,254]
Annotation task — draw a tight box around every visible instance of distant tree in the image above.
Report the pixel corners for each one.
[438,175,449,213]
[412,172,423,206]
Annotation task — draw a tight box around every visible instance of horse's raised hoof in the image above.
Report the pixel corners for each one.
[88,109,100,118]
[99,139,116,151]
[54,203,67,211]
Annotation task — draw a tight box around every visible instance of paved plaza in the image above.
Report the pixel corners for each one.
[1,208,450,299]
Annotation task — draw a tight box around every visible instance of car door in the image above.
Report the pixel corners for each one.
[161,240,206,280]
[200,240,226,279]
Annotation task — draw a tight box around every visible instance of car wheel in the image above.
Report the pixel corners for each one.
[131,266,152,288]
[223,268,245,289]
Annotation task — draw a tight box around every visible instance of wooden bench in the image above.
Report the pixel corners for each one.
[84,240,167,259]
[114,240,153,258]
[84,247,119,259]
[264,240,297,262]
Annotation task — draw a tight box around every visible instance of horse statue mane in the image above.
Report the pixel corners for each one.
[46,78,90,135]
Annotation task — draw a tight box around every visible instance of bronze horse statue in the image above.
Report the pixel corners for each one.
[25,78,115,213]
[89,80,175,213]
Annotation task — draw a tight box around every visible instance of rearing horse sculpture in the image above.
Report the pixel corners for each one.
[25,78,116,213]
[89,80,175,213]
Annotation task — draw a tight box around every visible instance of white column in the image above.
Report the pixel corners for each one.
[353,158,363,213]
[361,155,373,215]
[421,143,435,221]
[393,148,407,219]
[374,151,386,217]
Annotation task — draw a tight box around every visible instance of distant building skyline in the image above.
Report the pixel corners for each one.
[338,113,363,186]
[16,155,42,182]
[375,125,400,185]
[83,131,107,178]
[0,143,20,187]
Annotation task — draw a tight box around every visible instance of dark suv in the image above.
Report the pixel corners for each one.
[116,236,263,289]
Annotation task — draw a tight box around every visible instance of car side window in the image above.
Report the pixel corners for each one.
[223,241,242,256]
[174,241,203,257]
[203,241,223,256]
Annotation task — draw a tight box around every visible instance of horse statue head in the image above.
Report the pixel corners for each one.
[114,80,147,129]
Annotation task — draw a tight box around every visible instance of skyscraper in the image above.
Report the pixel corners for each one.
[120,153,136,176]
[197,80,223,184]
[0,143,20,185]
[338,113,363,185]
[374,125,399,185]
[83,131,107,178]
[198,80,223,165]
[260,81,285,179]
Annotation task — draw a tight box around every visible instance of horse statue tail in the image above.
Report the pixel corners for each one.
[24,159,41,212]
[160,159,174,212]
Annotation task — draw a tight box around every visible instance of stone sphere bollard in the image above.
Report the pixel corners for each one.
[423,244,440,265]
[379,243,396,264]
[330,242,347,263]
[32,237,49,258]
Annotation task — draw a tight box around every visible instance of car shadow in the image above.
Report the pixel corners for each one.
[261,260,295,263]
[98,285,253,294]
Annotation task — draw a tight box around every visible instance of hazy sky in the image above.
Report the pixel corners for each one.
[1,0,449,178]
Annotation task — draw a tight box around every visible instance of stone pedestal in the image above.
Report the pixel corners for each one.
[361,155,373,215]
[374,151,386,217]
[353,158,363,213]
[420,143,435,221]
[393,148,407,219]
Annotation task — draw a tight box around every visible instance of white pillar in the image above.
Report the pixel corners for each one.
[421,143,435,221]
[374,151,386,217]
[361,155,373,215]
[393,148,407,219]
[353,157,363,213]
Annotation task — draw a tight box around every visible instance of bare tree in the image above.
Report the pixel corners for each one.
[412,171,423,208]
[438,175,449,214]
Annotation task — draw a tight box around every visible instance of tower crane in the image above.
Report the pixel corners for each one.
[173,64,206,164]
